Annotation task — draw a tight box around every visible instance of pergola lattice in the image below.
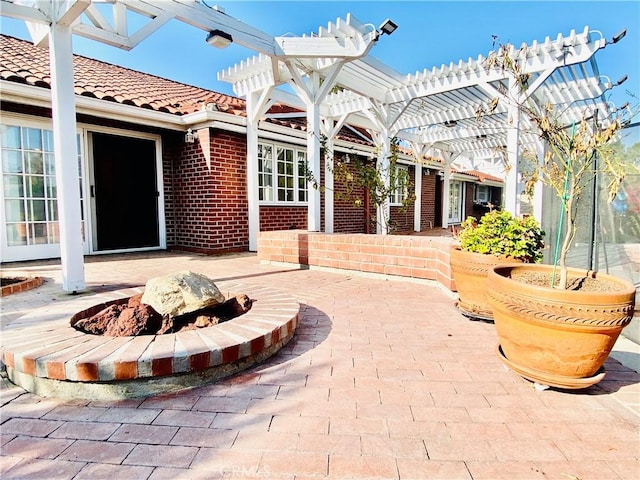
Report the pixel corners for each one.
[1,0,625,291]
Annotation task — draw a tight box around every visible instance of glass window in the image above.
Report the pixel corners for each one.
[1,123,84,247]
[258,142,308,204]
[449,180,463,223]
[297,150,307,202]
[389,165,409,206]
[258,144,273,202]
[475,185,489,203]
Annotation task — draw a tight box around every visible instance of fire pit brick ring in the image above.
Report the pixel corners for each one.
[1,283,299,400]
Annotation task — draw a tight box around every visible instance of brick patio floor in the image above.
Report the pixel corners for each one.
[1,251,639,479]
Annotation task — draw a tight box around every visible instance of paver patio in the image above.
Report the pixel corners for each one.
[1,251,638,479]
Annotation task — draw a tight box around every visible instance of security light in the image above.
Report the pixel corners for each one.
[611,28,626,44]
[443,120,458,128]
[185,128,198,144]
[379,19,398,36]
[614,74,628,86]
[206,29,233,48]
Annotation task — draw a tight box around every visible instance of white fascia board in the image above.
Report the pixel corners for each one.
[0,81,183,130]
[480,180,504,187]
[0,81,254,135]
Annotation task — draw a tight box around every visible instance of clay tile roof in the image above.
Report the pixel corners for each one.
[457,169,503,184]
[0,34,373,147]
[0,34,239,116]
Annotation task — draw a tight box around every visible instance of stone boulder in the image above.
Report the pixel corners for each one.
[73,301,162,336]
[141,271,225,318]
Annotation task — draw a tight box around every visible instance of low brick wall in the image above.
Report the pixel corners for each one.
[258,230,456,291]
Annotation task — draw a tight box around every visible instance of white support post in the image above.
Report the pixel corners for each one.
[377,131,391,235]
[244,88,274,251]
[532,140,545,222]
[246,92,260,251]
[49,23,85,292]
[324,133,335,233]
[504,85,521,216]
[414,163,422,232]
[442,162,451,230]
[307,97,322,232]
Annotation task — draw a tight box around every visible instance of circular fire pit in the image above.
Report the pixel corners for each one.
[1,283,299,399]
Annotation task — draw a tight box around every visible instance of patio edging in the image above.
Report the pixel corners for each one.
[257,230,456,291]
[1,283,299,400]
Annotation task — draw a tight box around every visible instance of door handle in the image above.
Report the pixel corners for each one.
[90,185,95,198]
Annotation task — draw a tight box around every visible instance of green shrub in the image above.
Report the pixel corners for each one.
[458,210,545,263]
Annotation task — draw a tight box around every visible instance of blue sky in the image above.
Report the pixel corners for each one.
[1,0,638,111]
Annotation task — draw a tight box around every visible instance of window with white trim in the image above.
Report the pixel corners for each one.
[1,124,84,246]
[258,141,307,204]
[475,185,490,203]
[389,164,409,206]
[448,180,463,223]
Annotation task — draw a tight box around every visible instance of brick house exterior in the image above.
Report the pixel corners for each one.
[0,34,501,262]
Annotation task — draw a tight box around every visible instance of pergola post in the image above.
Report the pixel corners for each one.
[307,74,322,232]
[376,130,391,235]
[49,23,85,292]
[413,163,422,232]
[504,81,521,216]
[532,140,545,222]
[245,88,273,251]
[441,152,458,230]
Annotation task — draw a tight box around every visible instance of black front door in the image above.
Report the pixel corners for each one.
[91,133,159,251]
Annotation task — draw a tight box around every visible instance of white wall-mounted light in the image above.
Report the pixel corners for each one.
[206,29,233,48]
[379,19,398,36]
[185,128,198,144]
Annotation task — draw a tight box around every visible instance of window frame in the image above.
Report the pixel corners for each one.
[389,164,409,206]
[475,185,490,203]
[257,141,308,205]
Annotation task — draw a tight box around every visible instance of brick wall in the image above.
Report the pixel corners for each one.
[421,171,437,229]
[260,206,307,231]
[333,159,368,233]
[257,230,456,291]
[171,129,249,254]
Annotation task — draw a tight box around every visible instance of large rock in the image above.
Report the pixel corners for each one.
[141,271,225,318]
[73,302,162,337]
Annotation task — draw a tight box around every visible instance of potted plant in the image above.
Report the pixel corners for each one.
[450,209,544,321]
[483,42,637,389]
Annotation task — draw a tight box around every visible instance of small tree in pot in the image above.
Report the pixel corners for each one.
[482,40,638,389]
[451,210,544,321]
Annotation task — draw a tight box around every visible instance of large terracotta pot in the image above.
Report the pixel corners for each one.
[449,246,521,321]
[487,264,636,389]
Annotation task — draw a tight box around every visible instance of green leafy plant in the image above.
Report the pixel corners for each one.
[458,210,545,263]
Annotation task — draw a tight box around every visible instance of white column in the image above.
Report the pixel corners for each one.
[532,140,544,222]
[504,95,521,216]
[413,163,422,232]
[307,92,321,232]
[442,165,451,230]
[376,131,391,235]
[49,24,85,292]
[245,92,260,251]
[324,134,334,233]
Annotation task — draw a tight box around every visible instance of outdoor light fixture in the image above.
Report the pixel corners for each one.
[443,120,458,128]
[614,74,628,86]
[206,29,233,48]
[378,19,398,36]
[185,128,198,144]
[610,28,627,44]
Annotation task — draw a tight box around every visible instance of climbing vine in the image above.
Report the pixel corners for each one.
[305,134,415,233]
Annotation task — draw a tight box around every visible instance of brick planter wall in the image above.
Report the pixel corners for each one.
[257,230,456,291]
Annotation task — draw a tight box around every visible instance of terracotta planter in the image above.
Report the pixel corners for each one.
[449,246,521,321]
[487,264,636,389]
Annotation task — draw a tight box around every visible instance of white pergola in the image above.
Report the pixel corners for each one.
[221,24,622,241]
[1,0,625,292]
